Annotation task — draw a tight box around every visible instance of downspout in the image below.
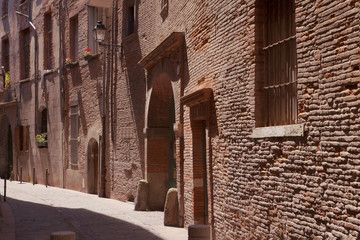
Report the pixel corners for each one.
[59,0,65,188]
[110,1,115,142]
[101,44,106,198]
[28,0,38,136]
[101,4,108,198]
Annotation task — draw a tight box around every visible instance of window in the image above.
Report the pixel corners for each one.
[44,12,53,69]
[70,104,79,165]
[20,28,30,79]
[40,108,47,134]
[2,0,8,17]
[70,15,79,61]
[2,38,9,73]
[88,6,98,55]
[15,125,29,152]
[161,0,168,9]
[255,0,297,127]
[126,1,135,36]
[2,38,9,89]
[160,0,168,19]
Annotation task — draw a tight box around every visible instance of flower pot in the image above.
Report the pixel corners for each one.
[2,89,12,102]
[83,55,93,61]
[65,62,78,68]
[36,140,48,148]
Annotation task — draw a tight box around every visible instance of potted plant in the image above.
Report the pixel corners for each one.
[83,48,93,61]
[35,133,48,148]
[1,68,11,101]
[4,71,10,89]
[65,58,75,68]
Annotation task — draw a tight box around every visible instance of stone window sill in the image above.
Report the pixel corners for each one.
[19,78,31,84]
[250,123,304,139]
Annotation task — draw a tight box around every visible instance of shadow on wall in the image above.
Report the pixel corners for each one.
[7,197,163,240]
[120,0,146,170]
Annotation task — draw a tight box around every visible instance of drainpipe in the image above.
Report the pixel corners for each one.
[59,0,65,188]
[27,0,38,136]
[101,44,106,198]
[110,0,115,142]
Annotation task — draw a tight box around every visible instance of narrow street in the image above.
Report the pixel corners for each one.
[0,180,187,240]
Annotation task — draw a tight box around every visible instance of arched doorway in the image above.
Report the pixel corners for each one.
[0,115,12,179]
[87,139,99,194]
[146,74,176,210]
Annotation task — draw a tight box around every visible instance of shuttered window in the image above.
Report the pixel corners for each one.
[44,12,53,69]
[70,105,78,165]
[41,108,47,133]
[2,0,8,17]
[70,15,79,61]
[15,125,29,151]
[2,37,9,89]
[20,28,31,79]
[88,6,98,55]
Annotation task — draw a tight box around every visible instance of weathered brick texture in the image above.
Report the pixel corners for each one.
[1,0,359,239]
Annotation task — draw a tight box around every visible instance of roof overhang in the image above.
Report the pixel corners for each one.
[139,32,185,70]
[88,0,113,8]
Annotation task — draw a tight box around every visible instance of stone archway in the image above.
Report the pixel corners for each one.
[0,115,12,179]
[87,138,99,194]
[146,73,176,210]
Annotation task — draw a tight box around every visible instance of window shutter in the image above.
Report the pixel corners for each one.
[24,126,29,151]
[15,126,20,151]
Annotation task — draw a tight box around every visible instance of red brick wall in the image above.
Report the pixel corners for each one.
[134,0,360,239]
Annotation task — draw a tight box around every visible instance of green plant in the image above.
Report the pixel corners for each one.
[35,133,47,143]
[84,48,91,56]
[4,72,10,89]
[65,58,71,64]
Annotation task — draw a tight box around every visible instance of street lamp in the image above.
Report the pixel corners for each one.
[94,21,106,43]
[93,21,121,198]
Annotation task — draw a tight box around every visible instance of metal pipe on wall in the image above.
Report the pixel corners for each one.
[101,44,106,198]
[28,0,38,135]
[59,0,65,189]
[110,0,115,142]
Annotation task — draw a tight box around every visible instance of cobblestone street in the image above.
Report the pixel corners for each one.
[0,180,187,240]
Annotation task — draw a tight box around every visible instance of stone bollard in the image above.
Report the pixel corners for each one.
[134,179,149,211]
[164,188,179,226]
[50,231,76,240]
[188,225,211,240]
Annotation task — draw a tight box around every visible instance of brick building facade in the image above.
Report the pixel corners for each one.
[0,0,359,239]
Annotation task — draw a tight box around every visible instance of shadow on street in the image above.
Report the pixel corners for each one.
[7,197,163,240]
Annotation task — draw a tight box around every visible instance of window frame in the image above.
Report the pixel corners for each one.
[88,6,98,55]
[255,0,298,128]
[20,28,31,80]
[125,0,137,37]
[2,0,8,17]
[70,104,79,165]
[44,12,53,70]
[15,125,29,152]
[70,15,79,61]
[40,108,47,134]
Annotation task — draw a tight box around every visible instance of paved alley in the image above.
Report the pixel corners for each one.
[0,181,187,240]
